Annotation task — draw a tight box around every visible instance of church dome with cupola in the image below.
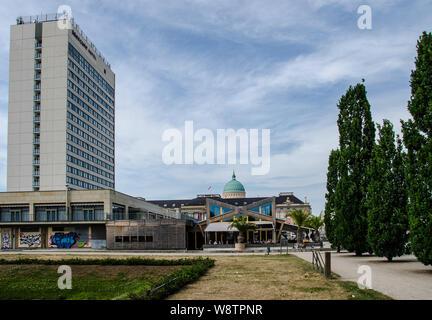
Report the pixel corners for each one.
[223,171,246,199]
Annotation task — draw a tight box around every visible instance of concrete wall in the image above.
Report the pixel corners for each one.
[7,23,36,191]
[0,189,173,222]
[39,21,68,191]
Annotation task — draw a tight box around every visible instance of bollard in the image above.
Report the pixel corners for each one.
[324,251,331,278]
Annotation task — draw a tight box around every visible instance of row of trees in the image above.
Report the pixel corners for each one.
[324,32,432,265]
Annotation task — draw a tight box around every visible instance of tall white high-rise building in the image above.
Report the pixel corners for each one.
[7,14,115,191]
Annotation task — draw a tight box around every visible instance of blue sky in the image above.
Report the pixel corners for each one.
[0,0,431,215]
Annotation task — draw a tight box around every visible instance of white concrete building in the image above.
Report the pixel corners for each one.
[7,14,115,192]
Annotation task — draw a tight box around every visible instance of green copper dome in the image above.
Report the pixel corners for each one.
[223,171,245,193]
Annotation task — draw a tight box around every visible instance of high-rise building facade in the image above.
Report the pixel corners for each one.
[7,14,115,191]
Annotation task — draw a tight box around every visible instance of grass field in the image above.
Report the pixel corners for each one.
[0,253,391,300]
[0,264,179,300]
[0,256,214,300]
[167,254,391,300]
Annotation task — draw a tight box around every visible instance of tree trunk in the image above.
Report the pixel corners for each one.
[297,228,303,244]
[237,232,244,244]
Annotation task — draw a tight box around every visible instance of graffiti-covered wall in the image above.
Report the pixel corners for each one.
[18,227,42,248]
[48,226,91,248]
[19,232,41,248]
[1,229,12,249]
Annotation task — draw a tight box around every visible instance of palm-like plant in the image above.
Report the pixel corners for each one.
[286,209,311,244]
[306,215,324,242]
[229,216,256,244]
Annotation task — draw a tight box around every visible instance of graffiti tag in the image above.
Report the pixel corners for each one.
[50,232,79,248]
[1,232,11,249]
[19,233,41,247]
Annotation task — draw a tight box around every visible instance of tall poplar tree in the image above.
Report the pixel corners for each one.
[402,31,432,266]
[366,120,408,261]
[334,82,375,256]
[324,149,341,250]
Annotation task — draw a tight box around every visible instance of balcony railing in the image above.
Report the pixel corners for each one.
[34,95,40,101]
[33,127,40,133]
[72,212,105,221]
[34,63,41,69]
[35,212,68,222]
[35,42,42,48]
[33,170,40,176]
[1,213,31,222]
[33,104,40,111]
[33,137,40,144]
[33,148,40,155]
[34,84,41,90]
[33,158,40,164]
[33,116,40,122]
[32,180,40,186]
[106,213,124,220]
[34,73,41,80]
[35,53,41,59]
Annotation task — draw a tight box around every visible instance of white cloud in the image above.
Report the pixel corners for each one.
[0,0,430,216]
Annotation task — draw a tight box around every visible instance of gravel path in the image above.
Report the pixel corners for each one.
[291,251,432,300]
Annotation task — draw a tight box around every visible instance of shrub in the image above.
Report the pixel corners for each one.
[129,258,215,300]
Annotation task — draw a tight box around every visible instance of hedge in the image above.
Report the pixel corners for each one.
[129,258,215,300]
[0,257,212,266]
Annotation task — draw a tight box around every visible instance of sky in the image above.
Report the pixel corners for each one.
[0,0,431,215]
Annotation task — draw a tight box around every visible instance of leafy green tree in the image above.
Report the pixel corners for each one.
[366,120,408,261]
[324,149,342,250]
[306,215,324,242]
[228,216,256,244]
[334,82,375,256]
[287,209,311,244]
[401,31,432,266]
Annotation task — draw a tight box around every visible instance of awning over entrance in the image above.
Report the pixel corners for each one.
[204,221,273,232]
[205,222,234,232]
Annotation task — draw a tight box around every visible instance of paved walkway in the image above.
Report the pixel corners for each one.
[291,251,432,300]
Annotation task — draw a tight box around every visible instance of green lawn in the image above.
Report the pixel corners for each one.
[0,264,178,300]
[0,257,215,300]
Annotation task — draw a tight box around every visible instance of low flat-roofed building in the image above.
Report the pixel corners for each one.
[0,172,313,251]
[0,189,177,249]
